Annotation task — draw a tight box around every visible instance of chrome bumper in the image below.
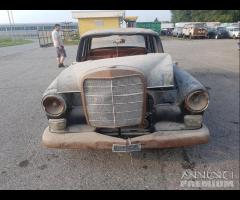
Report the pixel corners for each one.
[42,124,210,150]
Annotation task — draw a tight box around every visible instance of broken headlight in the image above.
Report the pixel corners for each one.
[42,95,66,117]
[185,90,209,113]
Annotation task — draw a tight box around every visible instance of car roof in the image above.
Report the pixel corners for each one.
[81,28,159,38]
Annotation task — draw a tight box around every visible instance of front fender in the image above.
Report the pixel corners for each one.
[42,77,58,97]
[173,65,208,105]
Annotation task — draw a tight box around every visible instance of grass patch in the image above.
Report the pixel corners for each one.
[63,40,79,46]
[0,38,33,47]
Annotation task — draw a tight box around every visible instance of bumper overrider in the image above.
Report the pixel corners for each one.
[42,124,210,151]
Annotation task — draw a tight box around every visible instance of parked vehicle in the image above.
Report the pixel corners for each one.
[161,28,174,36]
[172,27,183,38]
[207,26,229,39]
[41,28,210,152]
[182,23,208,39]
[227,26,240,39]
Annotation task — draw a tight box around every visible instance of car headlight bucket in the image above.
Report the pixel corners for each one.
[42,95,66,117]
[185,90,209,113]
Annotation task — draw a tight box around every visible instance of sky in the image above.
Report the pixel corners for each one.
[0,10,171,24]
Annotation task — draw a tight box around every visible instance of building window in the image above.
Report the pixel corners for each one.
[95,20,104,27]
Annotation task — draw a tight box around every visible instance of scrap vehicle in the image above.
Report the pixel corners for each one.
[207,26,229,39]
[41,28,210,152]
[182,23,208,39]
[227,26,240,39]
[172,27,183,38]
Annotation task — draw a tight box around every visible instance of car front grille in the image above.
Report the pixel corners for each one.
[83,75,145,128]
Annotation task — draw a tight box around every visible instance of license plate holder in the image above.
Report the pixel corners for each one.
[112,143,141,153]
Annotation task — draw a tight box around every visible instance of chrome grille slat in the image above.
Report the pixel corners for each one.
[89,117,140,122]
[85,92,143,97]
[85,83,143,88]
[89,109,141,114]
[83,75,144,128]
[87,101,143,106]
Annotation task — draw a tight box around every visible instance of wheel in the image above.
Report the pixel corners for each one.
[183,34,186,39]
[233,35,236,39]
[189,34,192,40]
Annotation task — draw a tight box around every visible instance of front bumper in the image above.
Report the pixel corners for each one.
[42,124,210,150]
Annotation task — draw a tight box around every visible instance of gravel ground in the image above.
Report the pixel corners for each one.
[0,38,239,190]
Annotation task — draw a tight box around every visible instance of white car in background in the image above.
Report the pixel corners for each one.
[227,26,240,39]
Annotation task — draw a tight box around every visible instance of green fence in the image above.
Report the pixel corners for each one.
[136,22,161,34]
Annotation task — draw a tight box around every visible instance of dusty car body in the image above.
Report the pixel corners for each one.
[207,27,229,39]
[227,26,240,39]
[41,28,210,152]
[182,23,208,39]
[172,27,183,38]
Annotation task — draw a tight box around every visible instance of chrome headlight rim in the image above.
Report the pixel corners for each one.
[184,90,209,113]
[42,94,67,117]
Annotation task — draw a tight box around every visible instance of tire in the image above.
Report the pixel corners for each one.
[183,34,186,39]
[233,35,236,39]
[189,34,192,40]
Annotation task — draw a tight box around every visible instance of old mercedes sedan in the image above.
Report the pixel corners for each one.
[41,28,210,152]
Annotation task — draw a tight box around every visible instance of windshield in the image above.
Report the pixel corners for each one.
[217,27,226,31]
[91,35,146,49]
[193,23,206,28]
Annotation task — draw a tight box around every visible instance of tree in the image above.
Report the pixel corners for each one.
[171,10,240,23]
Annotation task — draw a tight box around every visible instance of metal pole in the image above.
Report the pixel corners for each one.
[6,10,14,40]
[10,10,16,40]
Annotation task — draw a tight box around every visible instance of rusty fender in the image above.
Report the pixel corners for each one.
[42,124,210,150]
[173,65,208,104]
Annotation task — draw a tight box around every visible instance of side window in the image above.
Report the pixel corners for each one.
[82,40,86,58]
[77,37,92,62]
[148,36,153,52]
[146,36,163,53]
[145,35,152,53]
[77,38,87,62]
[152,37,158,53]
[155,36,164,53]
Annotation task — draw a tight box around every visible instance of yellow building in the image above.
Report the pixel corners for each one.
[72,10,125,36]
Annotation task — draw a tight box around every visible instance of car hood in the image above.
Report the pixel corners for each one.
[56,53,174,93]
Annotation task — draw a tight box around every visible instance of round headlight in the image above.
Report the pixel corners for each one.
[42,95,66,117]
[185,90,209,113]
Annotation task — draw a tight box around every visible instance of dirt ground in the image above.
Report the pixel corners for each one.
[0,38,239,189]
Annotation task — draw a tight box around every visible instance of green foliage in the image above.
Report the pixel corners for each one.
[0,38,33,47]
[171,10,240,23]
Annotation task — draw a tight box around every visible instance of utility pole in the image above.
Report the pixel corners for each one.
[10,10,16,40]
[10,10,15,24]
[7,10,14,41]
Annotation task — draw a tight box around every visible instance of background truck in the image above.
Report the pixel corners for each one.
[182,23,208,39]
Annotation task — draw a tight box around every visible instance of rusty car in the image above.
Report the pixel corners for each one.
[182,23,208,39]
[41,28,210,152]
